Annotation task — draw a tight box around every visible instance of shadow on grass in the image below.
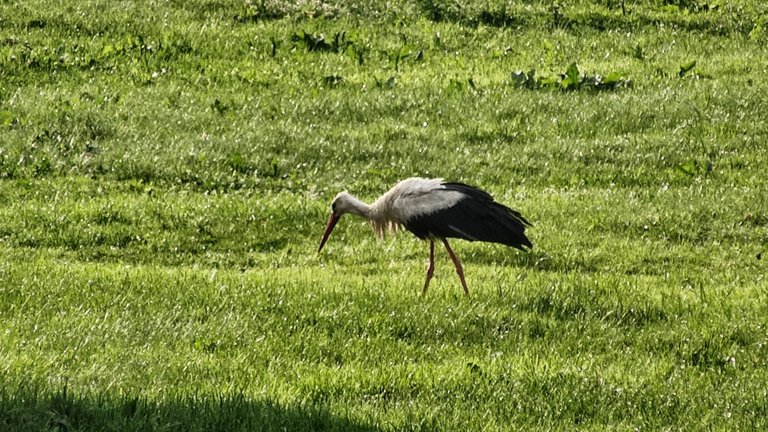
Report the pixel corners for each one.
[1,385,380,432]
[461,248,599,274]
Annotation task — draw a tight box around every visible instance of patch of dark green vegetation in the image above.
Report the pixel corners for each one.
[512,63,634,91]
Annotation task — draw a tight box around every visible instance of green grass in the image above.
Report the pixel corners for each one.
[2,0,768,430]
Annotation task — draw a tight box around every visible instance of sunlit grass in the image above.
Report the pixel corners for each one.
[1,0,768,430]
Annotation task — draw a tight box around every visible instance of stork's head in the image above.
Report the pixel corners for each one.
[318,192,366,253]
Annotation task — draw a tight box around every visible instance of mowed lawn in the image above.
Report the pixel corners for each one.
[1,0,767,430]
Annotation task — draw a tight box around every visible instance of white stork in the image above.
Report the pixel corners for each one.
[318,177,532,296]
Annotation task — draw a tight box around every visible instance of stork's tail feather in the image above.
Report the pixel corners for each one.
[487,202,533,250]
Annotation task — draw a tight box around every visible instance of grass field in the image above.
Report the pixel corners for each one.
[2,0,768,430]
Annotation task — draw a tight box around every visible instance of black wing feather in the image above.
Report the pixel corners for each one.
[403,182,533,251]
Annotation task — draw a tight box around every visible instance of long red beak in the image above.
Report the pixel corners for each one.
[318,212,340,253]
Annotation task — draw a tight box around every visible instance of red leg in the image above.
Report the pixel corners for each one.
[422,240,435,297]
[441,238,470,296]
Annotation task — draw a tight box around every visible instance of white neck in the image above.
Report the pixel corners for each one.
[339,193,372,219]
